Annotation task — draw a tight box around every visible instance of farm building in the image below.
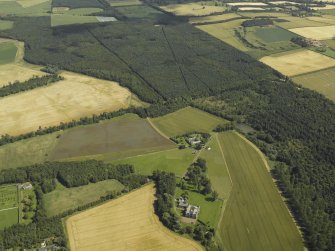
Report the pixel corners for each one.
[188,137,201,145]
[18,182,33,190]
[185,205,200,219]
[177,197,189,208]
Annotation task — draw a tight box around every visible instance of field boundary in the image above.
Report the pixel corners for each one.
[146,117,172,140]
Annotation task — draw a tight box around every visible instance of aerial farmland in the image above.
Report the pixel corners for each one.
[0,0,334,250]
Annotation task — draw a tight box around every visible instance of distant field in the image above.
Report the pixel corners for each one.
[199,134,232,199]
[189,13,241,24]
[112,148,194,177]
[17,0,49,8]
[115,5,161,19]
[66,184,203,251]
[0,0,51,16]
[293,67,335,101]
[289,25,335,40]
[108,0,142,7]
[218,132,303,251]
[44,180,124,217]
[50,114,175,160]
[227,2,268,6]
[51,14,99,26]
[254,26,296,43]
[176,187,222,228]
[161,3,226,16]
[0,42,17,65]
[260,49,335,76]
[0,20,14,30]
[0,132,61,170]
[0,71,137,136]
[306,16,335,25]
[0,185,18,229]
[275,16,332,29]
[151,107,225,137]
[52,7,102,15]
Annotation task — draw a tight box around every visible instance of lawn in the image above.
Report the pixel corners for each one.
[66,184,203,251]
[0,184,19,229]
[0,42,17,65]
[199,134,232,199]
[50,114,175,161]
[293,67,335,102]
[151,107,225,137]
[111,148,194,177]
[44,180,124,216]
[176,187,222,229]
[217,131,304,251]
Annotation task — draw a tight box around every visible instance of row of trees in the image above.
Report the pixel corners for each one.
[0,74,63,98]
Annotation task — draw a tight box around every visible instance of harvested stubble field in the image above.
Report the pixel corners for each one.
[161,3,226,16]
[260,49,335,76]
[50,114,175,160]
[218,132,304,251]
[66,184,203,251]
[189,13,241,24]
[0,71,138,136]
[293,67,335,101]
[152,107,226,137]
[289,25,335,40]
[44,180,124,217]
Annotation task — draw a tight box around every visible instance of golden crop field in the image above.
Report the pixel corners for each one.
[0,71,140,136]
[161,3,225,16]
[66,184,203,251]
[260,49,335,76]
[306,16,335,25]
[227,2,268,6]
[289,25,335,40]
[275,16,331,29]
[189,13,240,24]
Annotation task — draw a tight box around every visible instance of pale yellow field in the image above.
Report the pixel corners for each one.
[66,184,203,251]
[275,16,332,29]
[161,3,225,16]
[238,7,265,11]
[311,4,335,10]
[189,13,240,24]
[52,7,70,13]
[227,2,268,6]
[0,71,140,136]
[17,0,49,8]
[260,49,335,76]
[306,16,335,25]
[289,25,335,40]
[269,1,301,5]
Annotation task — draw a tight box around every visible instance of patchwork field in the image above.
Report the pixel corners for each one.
[289,25,335,40]
[218,132,304,251]
[50,114,175,160]
[16,0,49,8]
[0,185,18,229]
[227,2,268,6]
[275,16,332,29]
[112,148,194,177]
[260,49,335,76]
[293,67,335,101]
[44,180,124,217]
[161,3,226,16]
[151,107,226,137]
[66,184,203,251]
[0,71,138,136]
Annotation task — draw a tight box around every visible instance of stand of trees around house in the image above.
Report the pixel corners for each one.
[0,160,148,249]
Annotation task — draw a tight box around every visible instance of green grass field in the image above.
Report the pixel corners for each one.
[152,107,225,137]
[293,67,335,102]
[62,7,102,15]
[44,180,124,217]
[176,187,222,228]
[111,148,194,177]
[51,14,99,27]
[199,134,232,199]
[0,42,17,64]
[115,5,161,19]
[0,20,14,30]
[50,114,175,161]
[0,132,61,171]
[254,26,296,43]
[108,0,142,7]
[217,131,304,251]
[0,0,51,16]
[0,185,19,229]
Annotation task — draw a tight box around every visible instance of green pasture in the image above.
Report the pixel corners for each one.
[44,180,124,217]
[115,5,161,19]
[293,67,335,102]
[108,0,142,7]
[111,148,194,177]
[0,208,18,229]
[0,42,17,64]
[218,131,304,251]
[0,0,51,16]
[0,20,14,30]
[176,187,222,229]
[60,7,102,15]
[51,14,99,27]
[0,184,18,229]
[254,26,296,43]
[152,107,225,137]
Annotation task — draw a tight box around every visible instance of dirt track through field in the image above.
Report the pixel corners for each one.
[66,184,203,251]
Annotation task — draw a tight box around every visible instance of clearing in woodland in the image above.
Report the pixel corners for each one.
[260,49,335,76]
[218,131,304,251]
[0,71,140,136]
[50,114,175,161]
[151,107,226,137]
[293,67,335,101]
[66,184,203,251]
